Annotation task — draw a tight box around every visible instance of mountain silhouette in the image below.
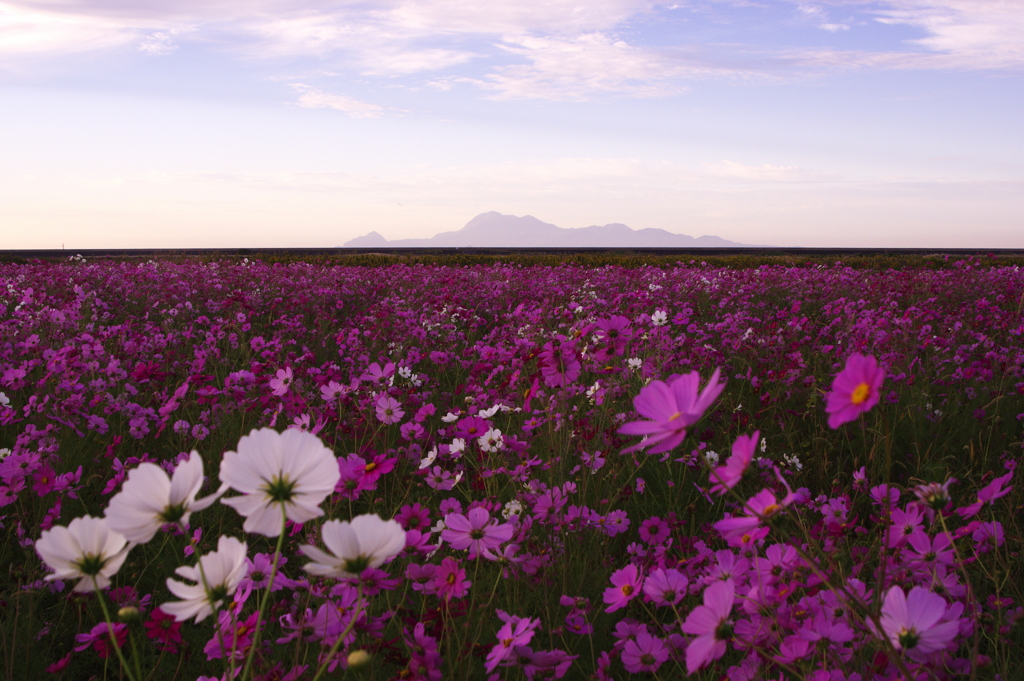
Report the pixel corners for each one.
[344,212,754,247]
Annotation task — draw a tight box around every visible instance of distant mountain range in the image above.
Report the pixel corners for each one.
[343,212,754,248]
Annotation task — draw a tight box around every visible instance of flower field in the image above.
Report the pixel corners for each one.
[1,256,1022,680]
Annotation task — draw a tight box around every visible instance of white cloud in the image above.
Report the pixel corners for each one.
[872,0,1024,69]
[475,33,696,100]
[705,160,831,182]
[290,84,385,118]
[1,0,1022,99]
[0,2,137,56]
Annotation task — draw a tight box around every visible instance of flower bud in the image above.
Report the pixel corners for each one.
[118,606,140,622]
[347,650,371,669]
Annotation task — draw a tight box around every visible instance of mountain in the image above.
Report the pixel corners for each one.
[343,212,754,247]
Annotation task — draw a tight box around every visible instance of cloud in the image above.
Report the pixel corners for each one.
[290,84,385,118]
[872,0,1024,69]
[2,0,1022,100]
[476,33,694,100]
[0,2,138,56]
[705,160,832,182]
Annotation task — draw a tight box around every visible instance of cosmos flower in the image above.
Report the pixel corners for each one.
[681,579,736,674]
[956,471,1013,518]
[219,428,341,536]
[621,632,669,674]
[268,367,293,396]
[825,353,884,429]
[300,514,406,579]
[619,368,724,454]
[375,396,404,424]
[162,535,248,623]
[876,586,959,661]
[603,564,643,613]
[35,515,130,592]
[485,614,539,672]
[105,451,225,543]
[709,431,759,495]
[441,507,514,557]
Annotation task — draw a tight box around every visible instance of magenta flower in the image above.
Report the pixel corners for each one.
[709,430,759,495]
[603,564,643,613]
[956,471,1013,518]
[441,507,515,557]
[539,340,581,388]
[268,367,293,396]
[681,579,736,674]
[433,557,471,600]
[618,368,724,454]
[713,485,795,540]
[887,505,925,549]
[642,568,688,607]
[375,396,404,424]
[621,631,669,673]
[825,353,884,428]
[485,614,540,672]
[877,586,959,661]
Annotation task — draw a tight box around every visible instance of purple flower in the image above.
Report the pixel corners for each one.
[485,614,539,672]
[621,632,669,673]
[957,471,1013,518]
[682,579,736,673]
[603,564,642,613]
[441,507,514,557]
[825,353,884,428]
[709,430,759,495]
[877,586,959,661]
[375,396,404,424]
[619,368,724,454]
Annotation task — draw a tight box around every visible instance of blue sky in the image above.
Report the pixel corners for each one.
[1,0,1022,248]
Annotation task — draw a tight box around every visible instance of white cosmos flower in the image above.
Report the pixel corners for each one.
[219,428,341,537]
[419,447,438,470]
[105,451,225,543]
[300,514,405,579]
[477,428,503,453]
[35,516,130,592]
[162,535,248,623]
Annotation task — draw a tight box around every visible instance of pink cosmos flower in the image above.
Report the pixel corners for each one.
[618,368,724,454]
[825,353,884,428]
[441,507,515,557]
[887,505,925,549]
[539,340,581,388]
[642,568,688,607]
[877,586,959,661]
[603,564,643,613]
[268,367,293,396]
[375,396,404,424]
[709,430,759,495]
[956,471,1013,518]
[713,486,796,540]
[433,557,471,600]
[621,632,669,674]
[638,517,670,545]
[75,622,128,659]
[485,614,540,672]
[681,579,736,674]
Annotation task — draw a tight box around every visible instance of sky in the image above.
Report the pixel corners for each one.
[1,0,1022,248]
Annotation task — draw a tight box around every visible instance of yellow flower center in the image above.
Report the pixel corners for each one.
[668,412,681,421]
[761,503,781,518]
[850,382,870,405]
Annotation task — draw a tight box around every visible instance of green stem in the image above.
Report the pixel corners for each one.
[90,578,138,681]
[310,584,365,681]
[240,504,289,681]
